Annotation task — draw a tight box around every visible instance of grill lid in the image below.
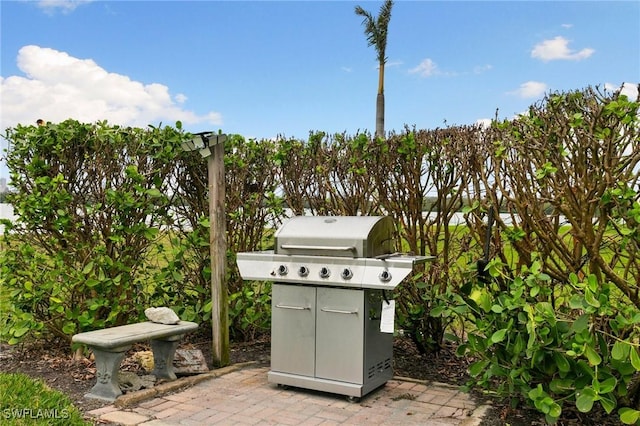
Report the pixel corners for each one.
[275,216,394,258]
[236,215,434,290]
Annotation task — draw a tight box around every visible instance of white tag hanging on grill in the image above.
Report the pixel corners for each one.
[380,300,395,333]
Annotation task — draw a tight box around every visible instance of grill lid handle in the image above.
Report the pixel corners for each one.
[279,244,356,253]
[375,252,402,260]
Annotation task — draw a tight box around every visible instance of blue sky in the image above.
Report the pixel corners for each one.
[1,0,639,180]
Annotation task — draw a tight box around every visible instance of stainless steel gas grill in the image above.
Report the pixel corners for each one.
[236,216,432,400]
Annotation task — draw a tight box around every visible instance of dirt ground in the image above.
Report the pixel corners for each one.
[0,330,622,425]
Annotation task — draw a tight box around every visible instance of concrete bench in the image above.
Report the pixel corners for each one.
[72,321,198,401]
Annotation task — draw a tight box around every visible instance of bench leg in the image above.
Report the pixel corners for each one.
[150,335,184,380]
[85,346,130,401]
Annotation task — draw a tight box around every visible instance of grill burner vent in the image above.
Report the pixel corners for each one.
[368,358,392,379]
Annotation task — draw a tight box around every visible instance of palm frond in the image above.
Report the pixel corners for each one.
[354,6,376,47]
[355,0,394,64]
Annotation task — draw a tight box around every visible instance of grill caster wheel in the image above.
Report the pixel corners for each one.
[346,396,360,403]
[277,384,290,390]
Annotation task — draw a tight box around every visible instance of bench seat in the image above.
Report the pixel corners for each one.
[73,321,198,401]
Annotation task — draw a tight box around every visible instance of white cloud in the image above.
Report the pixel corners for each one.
[619,82,639,100]
[473,64,493,74]
[37,0,93,14]
[175,93,188,104]
[409,58,491,78]
[475,118,492,129]
[0,45,222,131]
[508,81,548,99]
[386,60,404,68]
[603,82,639,104]
[531,36,595,62]
[371,60,403,71]
[409,58,438,77]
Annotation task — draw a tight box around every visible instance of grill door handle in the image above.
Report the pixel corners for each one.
[280,244,356,252]
[321,307,358,315]
[275,304,310,311]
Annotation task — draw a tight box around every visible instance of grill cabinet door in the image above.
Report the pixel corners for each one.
[271,284,316,376]
[315,287,364,384]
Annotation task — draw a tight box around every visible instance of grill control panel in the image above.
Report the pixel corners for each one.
[237,252,432,290]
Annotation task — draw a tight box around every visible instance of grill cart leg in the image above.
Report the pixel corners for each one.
[85,345,129,401]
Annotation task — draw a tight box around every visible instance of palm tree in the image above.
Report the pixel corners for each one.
[355,0,394,139]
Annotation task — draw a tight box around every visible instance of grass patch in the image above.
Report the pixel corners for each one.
[0,372,89,425]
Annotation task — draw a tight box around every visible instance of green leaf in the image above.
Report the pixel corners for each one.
[491,329,508,343]
[86,279,100,288]
[553,352,571,373]
[585,345,602,366]
[569,294,585,309]
[587,274,598,292]
[540,396,555,414]
[469,359,490,377]
[470,289,492,313]
[549,378,574,393]
[490,304,503,313]
[612,341,630,361]
[599,377,618,395]
[528,383,544,399]
[62,322,76,334]
[429,305,446,316]
[82,261,94,275]
[584,289,600,308]
[146,188,162,198]
[548,402,562,419]
[620,407,640,424]
[144,227,159,240]
[599,394,616,414]
[630,347,640,371]
[572,314,590,333]
[13,326,30,338]
[576,388,596,412]
[456,344,468,357]
[461,201,479,214]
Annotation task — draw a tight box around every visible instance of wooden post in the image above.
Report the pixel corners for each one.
[208,136,229,367]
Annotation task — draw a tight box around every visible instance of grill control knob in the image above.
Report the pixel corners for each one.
[319,267,331,278]
[277,265,288,276]
[298,266,309,277]
[341,268,354,280]
[379,270,392,282]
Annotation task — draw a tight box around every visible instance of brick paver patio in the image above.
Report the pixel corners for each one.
[88,366,490,425]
